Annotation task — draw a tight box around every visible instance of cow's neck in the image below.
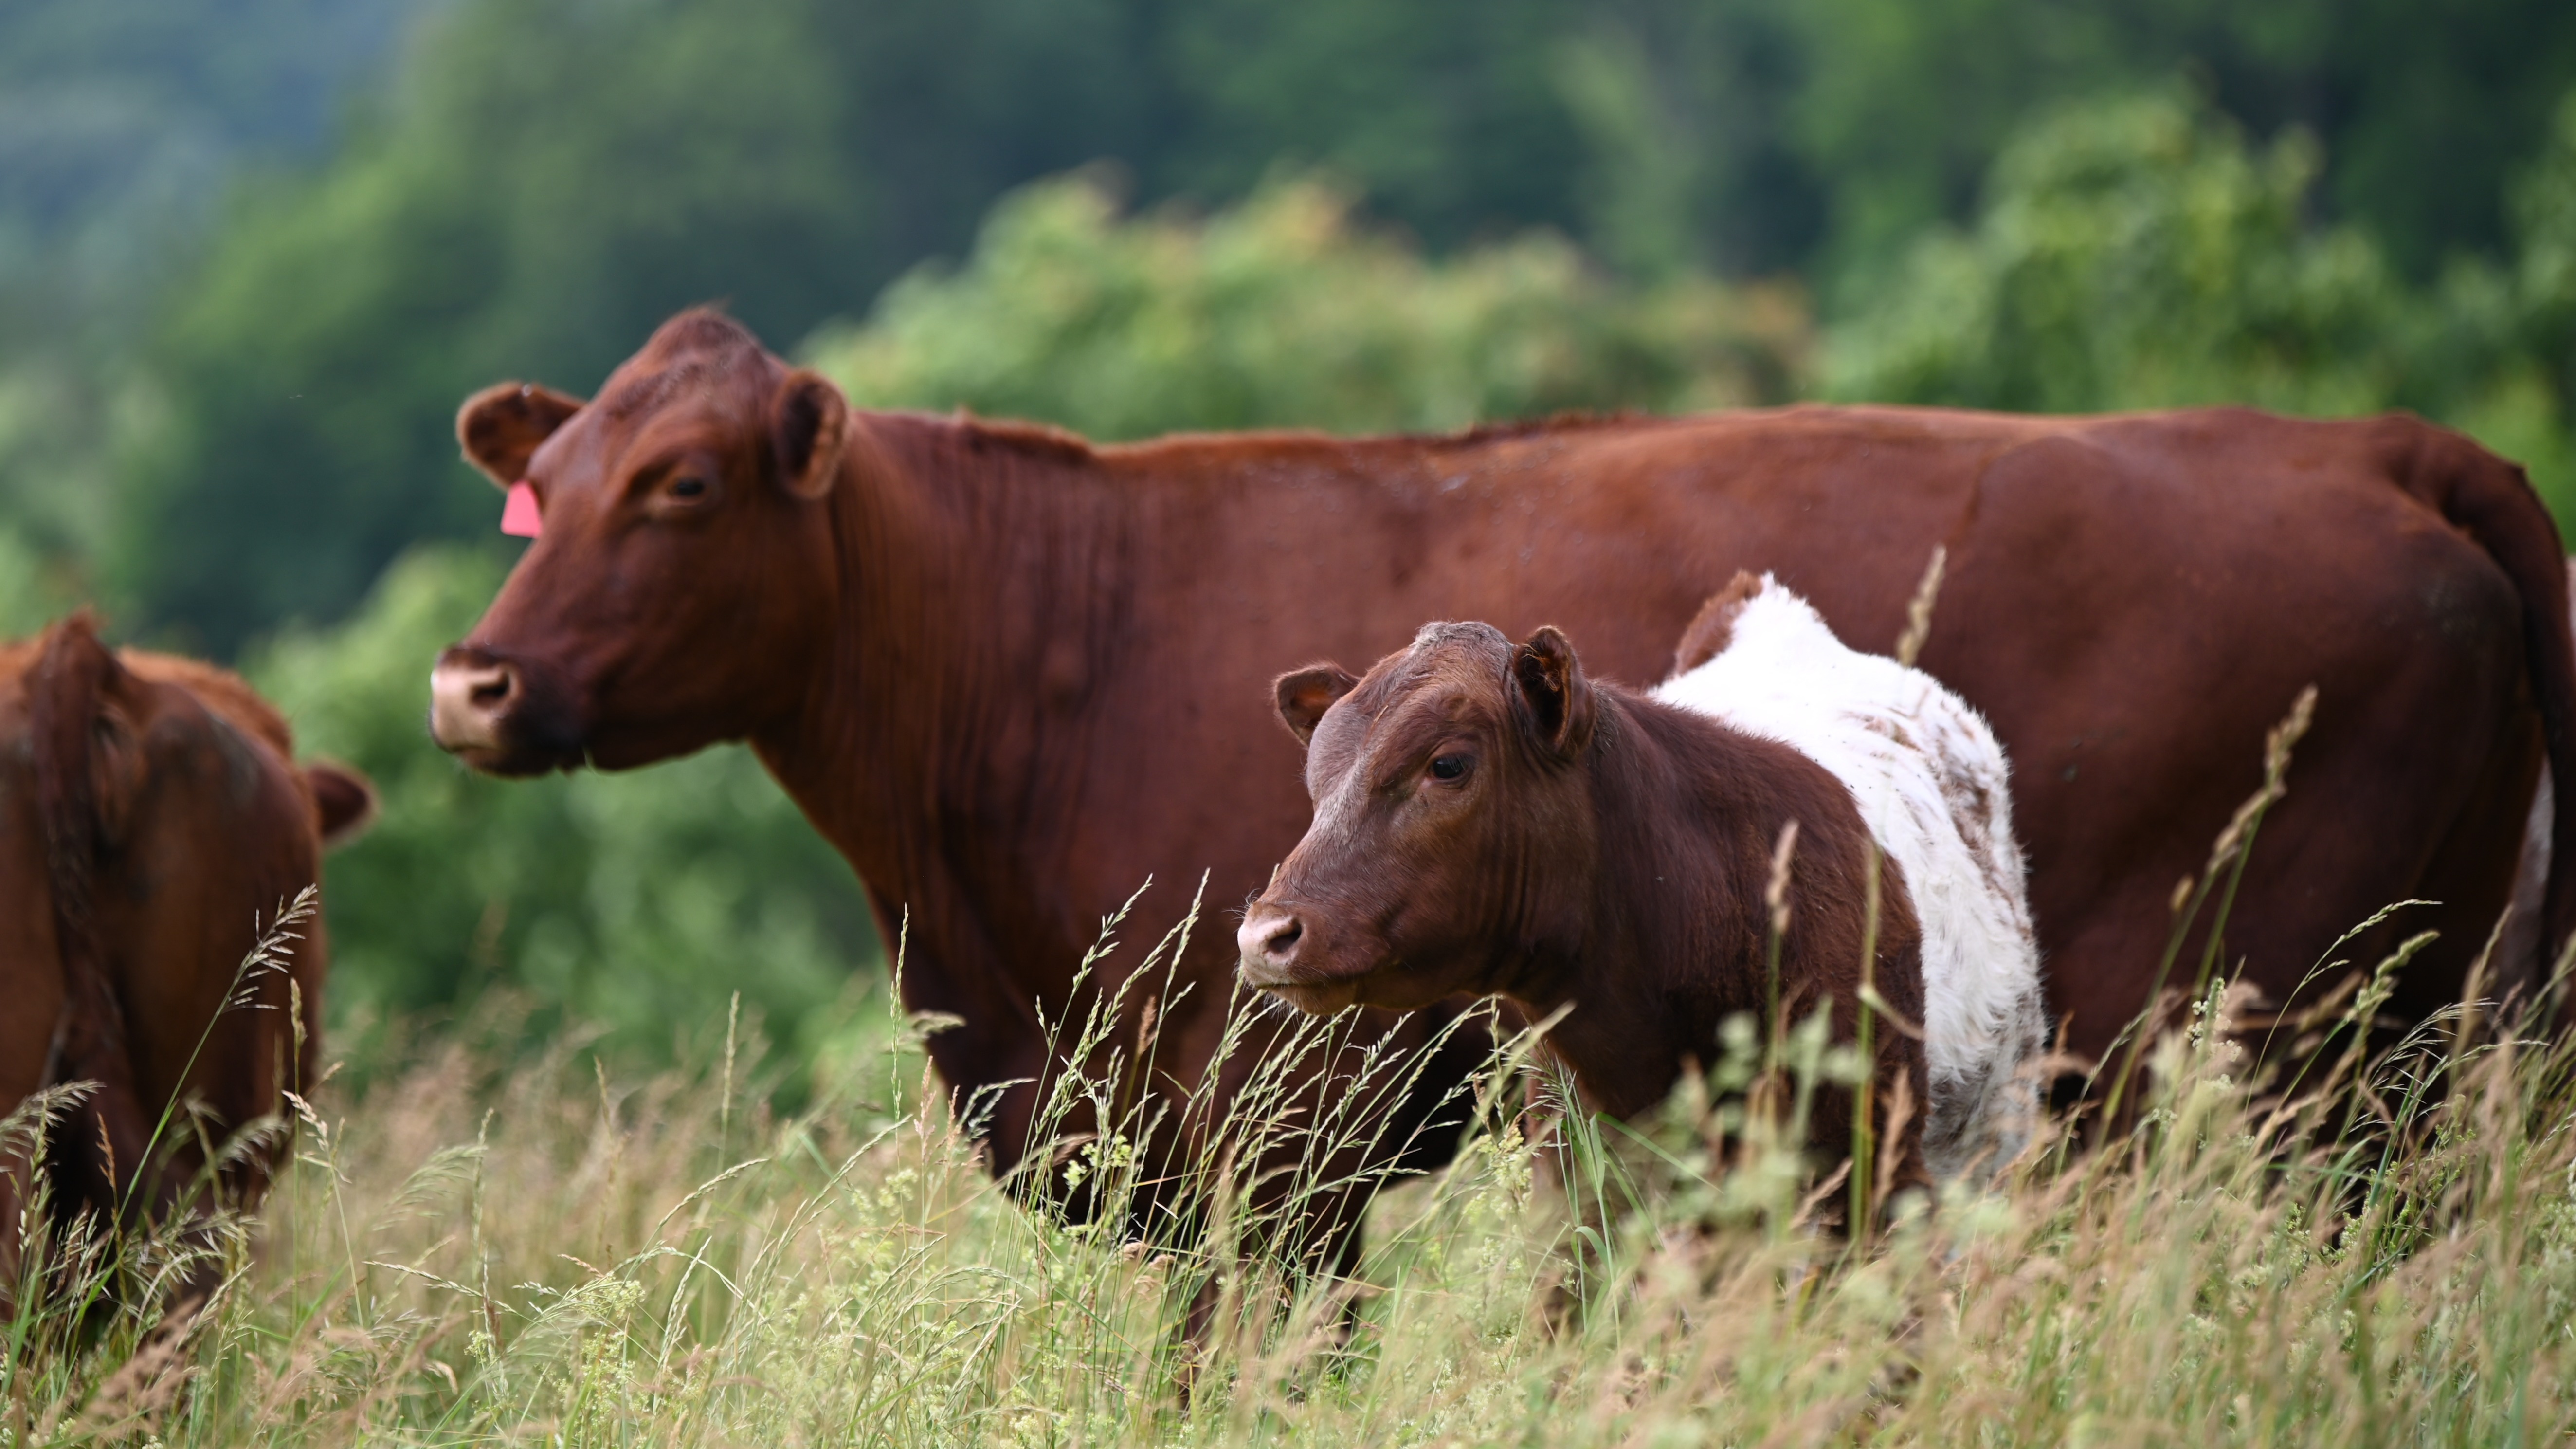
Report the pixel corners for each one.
[751,415,1130,981]
[1512,698,1779,1119]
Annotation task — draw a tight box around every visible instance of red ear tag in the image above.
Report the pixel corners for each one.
[501,480,543,538]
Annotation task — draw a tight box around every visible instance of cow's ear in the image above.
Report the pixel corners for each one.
[1275,665,1360,747]
[305,761,379,849]
[1513,626,1596,756]
[457,383,584,487]
[1671,570,1766,677]
[772,369,850,500]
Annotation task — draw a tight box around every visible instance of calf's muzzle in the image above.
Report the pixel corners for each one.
[1236,902,1308,984]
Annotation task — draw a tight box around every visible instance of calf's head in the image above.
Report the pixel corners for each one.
[429,310,849,774]
[1237,621,1602,1013]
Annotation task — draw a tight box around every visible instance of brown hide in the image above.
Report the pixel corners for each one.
[431,310,2575,1241]
[0,617,374,1307]
[1238,621,1930,1192]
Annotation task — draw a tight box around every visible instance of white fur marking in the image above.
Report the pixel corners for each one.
[1652,576,2047,1181]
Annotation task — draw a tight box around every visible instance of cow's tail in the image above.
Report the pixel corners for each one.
[29,613,150,1221]
[2384,419,2576,1002]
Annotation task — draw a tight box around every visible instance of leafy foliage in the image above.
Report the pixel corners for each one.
[0,0,428,586]
[109,0,877,652]
[0,526,67,640]
[1764,0,2576,287]
[809,173,1807,439]
[1824,92,2405,417]
[1827,89,2576,519]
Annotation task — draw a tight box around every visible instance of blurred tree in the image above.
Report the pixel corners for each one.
[1552,0,1821,280]
[0,0,430,587]
[809,173,1808,439]
[111,0,872,652]
[1821,91,2402,417]
[1825,87,2576,522]
[0,527,69,640]
[0,0,426,330]
[1153,0,1587,252]
[2431,90,2576,521]
[247,546,876,1082]
[1773,0,2576,290]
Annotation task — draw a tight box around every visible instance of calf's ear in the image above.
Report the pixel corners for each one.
[457,383,585,486]
[305,761,380,849]
[1513,626,1596,756]
[1274,665,1360,747]
[772,369,850,500]
[1671,570,1766,676]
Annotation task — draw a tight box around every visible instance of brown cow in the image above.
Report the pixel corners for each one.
[0,616,375,1310]
[428,310,2574,1256]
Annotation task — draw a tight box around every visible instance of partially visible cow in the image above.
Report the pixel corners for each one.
[1237,575,2045,1186]
[427,310,2574,1267]
[0,615,375,1310]
[2496,558,2576,997]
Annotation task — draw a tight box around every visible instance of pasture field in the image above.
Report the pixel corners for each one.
[8,895,2576,1449]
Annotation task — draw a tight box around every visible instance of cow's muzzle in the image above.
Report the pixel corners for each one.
[1237,899,1371,1014]
[428,649,519,753]
[1236,902,1307,982]
[429,645,585,774]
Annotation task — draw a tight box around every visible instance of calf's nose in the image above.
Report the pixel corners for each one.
[429,655,520,750]
[1236,904,1306,980]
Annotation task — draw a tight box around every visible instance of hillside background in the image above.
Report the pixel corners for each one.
[5,0,2573,1083]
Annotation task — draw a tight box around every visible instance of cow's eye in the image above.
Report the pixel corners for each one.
[669,476,709,500]
[1428,754,1471,782]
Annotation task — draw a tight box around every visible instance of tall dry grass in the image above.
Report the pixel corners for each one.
[3,876,2574,1447]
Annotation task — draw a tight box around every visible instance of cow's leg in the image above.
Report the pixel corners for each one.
[2497,764,2554,1007]
[2398,703,2546,1026]
[2487,556,2575,1008]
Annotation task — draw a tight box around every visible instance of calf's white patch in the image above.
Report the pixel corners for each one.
[1653,575,2046,1181]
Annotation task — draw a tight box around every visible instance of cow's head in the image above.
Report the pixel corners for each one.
[429,310,847,774]
[1236,621,1601,1013]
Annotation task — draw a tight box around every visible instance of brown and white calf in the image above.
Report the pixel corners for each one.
[1236,575,2046,1184]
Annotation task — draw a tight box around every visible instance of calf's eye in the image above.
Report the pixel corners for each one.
[1428,754,1471,782]
[670,477,709,500]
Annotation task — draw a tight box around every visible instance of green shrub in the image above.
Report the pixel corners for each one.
[806,172,1808,440]
[1826,87,2576,523]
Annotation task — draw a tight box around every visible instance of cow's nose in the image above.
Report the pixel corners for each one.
[429,657,518,750]
[1237,904,1306,979]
